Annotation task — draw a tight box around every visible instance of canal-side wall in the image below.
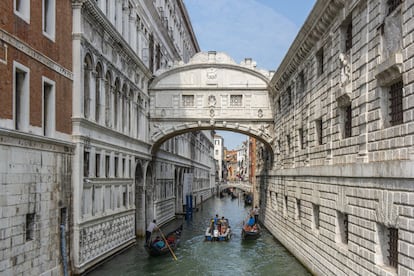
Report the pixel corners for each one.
[260,165,414,276]
[262,0,414,275]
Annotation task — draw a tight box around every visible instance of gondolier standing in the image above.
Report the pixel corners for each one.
[253,206,260,224]
[146,220,158,244]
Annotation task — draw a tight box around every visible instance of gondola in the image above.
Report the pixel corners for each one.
[244,194,253,205]
[205,217,232,241]
[144,225,182,256]
[241,223,261,240]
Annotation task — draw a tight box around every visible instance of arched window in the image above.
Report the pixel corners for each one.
[114,78,120,129]
[105,71,112,127]
[95,62,103,123]
[83,54,93,119]
[122,84,128,132]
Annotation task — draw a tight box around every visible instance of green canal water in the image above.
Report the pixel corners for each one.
[86,196,311,276]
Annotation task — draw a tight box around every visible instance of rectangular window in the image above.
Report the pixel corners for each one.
[42,77,55,137]
[345,20,353,52]
[336,211,349,245]
[114,156,119,177]
[105,155,110,177]
[26,213,35,241]
[344,105,352,138]
[298,71,305,94]
[389,81,403,126]
[376,223,399,269]
[287,87,292,106]
[387,0,402,15]
[313,204,320,230]
[296,199,301,221]
[14,0,30,23]
[230,95,243,107]
[14,62,30,131]
[182,95,194,107]
[83,151,90,177]
[284,195,288,217]
[315,119,323,145]
[95,153,100,177]
[316,48,324,76]
[122,158,125,177]
[298,128,305,149]
[286,135,290,154]
[42,0,56,40]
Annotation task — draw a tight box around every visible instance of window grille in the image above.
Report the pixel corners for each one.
[344,214,349,244]
[387,0,402,15]
[388,228,398,268]
[26,213,35,241]
[389,81,403,126]
[344,105,352,138]
[230,95,243,107]
[287,87,292,106]
[345,21,353,52]
[313,204,320,230]
[182,95,194,107]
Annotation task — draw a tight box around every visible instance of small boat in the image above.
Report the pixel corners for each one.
[241,223,261,240]
[205,218,232,241]
[244,194,253,205]
[231,192,238,199]
[145,225,182,256]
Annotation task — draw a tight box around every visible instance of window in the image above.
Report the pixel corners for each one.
[14,0,30,23]
[389,81,403,126]
[297,71,305,94]
[83,55,93,119]
[83,151,90,177]
[182,95,194,107]
[105,155,110,177]
[287,86,292,106]
[387,0,402,15]
[26,213,35,241]
[312,204,320,230]
[284,195,288,217]
[230,95,243,107]
[105,71,112,127]
[42,77,55,137]
[114,79,120,128]
[122,158,126,177]
[315,119,323,145]
[295,199,301,221]
[316,48,324,76]
[95,63,103,123]
[298,128,306,149]
[345,20,352,52]
[42,0,56,40]
[14,62,30,131]
[343,105,352,138]
[277,98,281,113]
[114,156,119,177]
[286,135,291,155]
[336,211,349,245]
[376,223,399,269]
[95,153,100,177]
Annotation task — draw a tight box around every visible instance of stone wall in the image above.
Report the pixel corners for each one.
[0,130,73,276]
[261,0,414,275]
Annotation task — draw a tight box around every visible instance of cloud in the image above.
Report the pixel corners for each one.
[184,0,299,70]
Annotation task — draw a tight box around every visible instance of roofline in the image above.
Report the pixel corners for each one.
[177,0,201,52]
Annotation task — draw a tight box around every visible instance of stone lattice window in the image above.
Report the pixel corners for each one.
[230,95,243,107]
[376,224,399,269]
[389,81,403,126]
[182,95,194,107]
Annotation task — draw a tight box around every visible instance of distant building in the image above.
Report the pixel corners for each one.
[214,134,225,182]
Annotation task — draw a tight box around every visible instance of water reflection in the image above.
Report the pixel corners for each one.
[86,196,311,276]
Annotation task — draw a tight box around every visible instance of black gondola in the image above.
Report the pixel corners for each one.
[144,225,182,256]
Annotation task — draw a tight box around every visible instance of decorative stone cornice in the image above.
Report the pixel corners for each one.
[375,52,403,86]
[269,0,345,93]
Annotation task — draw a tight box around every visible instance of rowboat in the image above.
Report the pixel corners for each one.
[205,217,232,241]
[145,225,182,256]
[241,223,261,240]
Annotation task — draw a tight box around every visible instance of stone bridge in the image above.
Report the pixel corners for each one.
[218,181,253,193]
[149,51,275,153]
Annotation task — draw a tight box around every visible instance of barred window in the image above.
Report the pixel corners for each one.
[388,228,398,268]
[389,81,403,126]
[296,199,301,220]
[287,86,292,106]
[316,48,324,76]
[387,0,402,15]
[337,211,349,244]
[315,119,323,145]
[26,213,35,241]
[345,20,353,52]
[182,95,194,107]
[313,204,320,230]
[344,105,352,138]
[298,128,306,149]
[230,95,243,107]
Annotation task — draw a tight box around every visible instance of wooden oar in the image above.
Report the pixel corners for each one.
[158,228,178,261]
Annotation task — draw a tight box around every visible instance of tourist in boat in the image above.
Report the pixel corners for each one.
[146,219,158,244]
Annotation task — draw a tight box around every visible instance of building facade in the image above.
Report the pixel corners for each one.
[259,0,414,275]
[214,134,225,182]
[0,1,74,275]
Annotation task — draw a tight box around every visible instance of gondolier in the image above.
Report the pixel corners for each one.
[146,220,158,244]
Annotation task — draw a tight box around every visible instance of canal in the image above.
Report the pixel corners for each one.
[86,195,311,276]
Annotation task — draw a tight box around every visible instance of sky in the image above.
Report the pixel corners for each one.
[183,0,317,149]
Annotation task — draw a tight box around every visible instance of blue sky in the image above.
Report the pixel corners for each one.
[183,0,316,149]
